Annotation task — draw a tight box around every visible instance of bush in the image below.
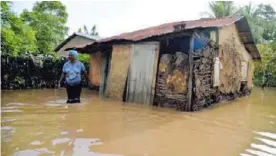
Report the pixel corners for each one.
[1,54,89,90]
[254,43,276,87]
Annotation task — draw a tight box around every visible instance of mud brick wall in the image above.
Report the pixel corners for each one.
[89,51,103,87]
[105,45,131,100]
[218,24,253,93]
[191,42,251,111]
[192,45,218,111]
[192,40,253,111]
[155,52,189,109]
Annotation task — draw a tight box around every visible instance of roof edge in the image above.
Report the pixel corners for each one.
[234,16,261,60]
[54,33,98,52]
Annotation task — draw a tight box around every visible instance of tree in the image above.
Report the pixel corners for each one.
[77,25,99,36]
[240,2,258,17]
[77,28,82,33]
[90,25,99,36]
[238,3,276,86]
[239,3,276,43]
[255,4,276,20]
[83,25,89,35]
[1,1,12,27]
[254,43,276,87]
[21,1,68,54]
[239,2,265,43]
[1,1,37,56]
[255,4,276,41]
[203,1,237,18]
[203,2,276,87]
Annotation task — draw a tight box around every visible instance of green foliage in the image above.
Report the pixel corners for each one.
[239,3,276,43]
[21,1,69,53]
[204,2,276,44]
[238,3,264,43]
[78,53,90,64]
[240,3,276,87]
[1,54,68,89]
[254,43,276,87]
[1,1,68,56]
[1,1,12,27]
[203,1,237,18]
[1,1,37,56]
[205,1,276,87]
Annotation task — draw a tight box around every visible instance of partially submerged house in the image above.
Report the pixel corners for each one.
[55,32,98,57]
[67,16,261,111]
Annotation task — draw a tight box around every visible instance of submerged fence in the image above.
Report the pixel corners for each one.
[1,55,89,90]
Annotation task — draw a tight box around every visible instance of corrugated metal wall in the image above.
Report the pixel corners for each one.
[126,42,159,105]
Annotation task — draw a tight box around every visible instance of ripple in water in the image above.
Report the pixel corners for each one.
[255,137,276,148]
[2,118,17,123]
[52,138,71,145]
[245,149,274,156]
[1,126,16,142]
[13,148,54,156]
[6,103,28,106]
[1,109,23,113]
[241,131,276,156]
[29,141,43,145]
[70,138,120,156]
[253,131,276,139]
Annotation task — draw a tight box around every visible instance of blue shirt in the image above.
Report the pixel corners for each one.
[62,61,85,85]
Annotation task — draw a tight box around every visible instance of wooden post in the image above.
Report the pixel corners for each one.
[186,32,194,111]
[99,52,107,97]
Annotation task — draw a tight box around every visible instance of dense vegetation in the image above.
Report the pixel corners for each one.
[1,1,68,55]
[1,1,275,87]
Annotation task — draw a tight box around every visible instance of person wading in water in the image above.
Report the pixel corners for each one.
[58,50,91,103]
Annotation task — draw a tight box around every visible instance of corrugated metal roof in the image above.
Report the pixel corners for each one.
[97,16,241,42]
[54,33,99,52]
[67,16,260,60]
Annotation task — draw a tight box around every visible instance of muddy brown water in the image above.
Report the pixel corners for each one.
[1,88,276,156]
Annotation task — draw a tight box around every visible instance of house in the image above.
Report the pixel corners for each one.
[54,32,99,57]
[67,16,261,111]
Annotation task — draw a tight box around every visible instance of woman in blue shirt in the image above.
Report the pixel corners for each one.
[58,50,91,103]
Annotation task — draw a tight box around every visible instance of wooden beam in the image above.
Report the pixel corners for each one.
[186,32,195,111]
[238,31,251,35]
[244,42,254,45]
[149,31,192,41]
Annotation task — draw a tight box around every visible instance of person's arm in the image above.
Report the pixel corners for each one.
[58,63,66,88]
[83,70,92,87]
[58,73,65,88]
[81,62,91,87]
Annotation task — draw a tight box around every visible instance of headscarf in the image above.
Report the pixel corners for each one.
[68,50,78,58]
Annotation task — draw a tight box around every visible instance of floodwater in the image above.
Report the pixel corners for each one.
[1,88,276,156]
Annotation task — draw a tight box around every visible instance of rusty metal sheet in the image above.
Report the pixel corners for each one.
[67,16,260,60]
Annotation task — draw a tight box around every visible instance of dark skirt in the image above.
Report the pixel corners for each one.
[66,84,82,103]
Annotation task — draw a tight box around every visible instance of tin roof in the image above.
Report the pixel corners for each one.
[54,32,99,52]
[67,16,260,60]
